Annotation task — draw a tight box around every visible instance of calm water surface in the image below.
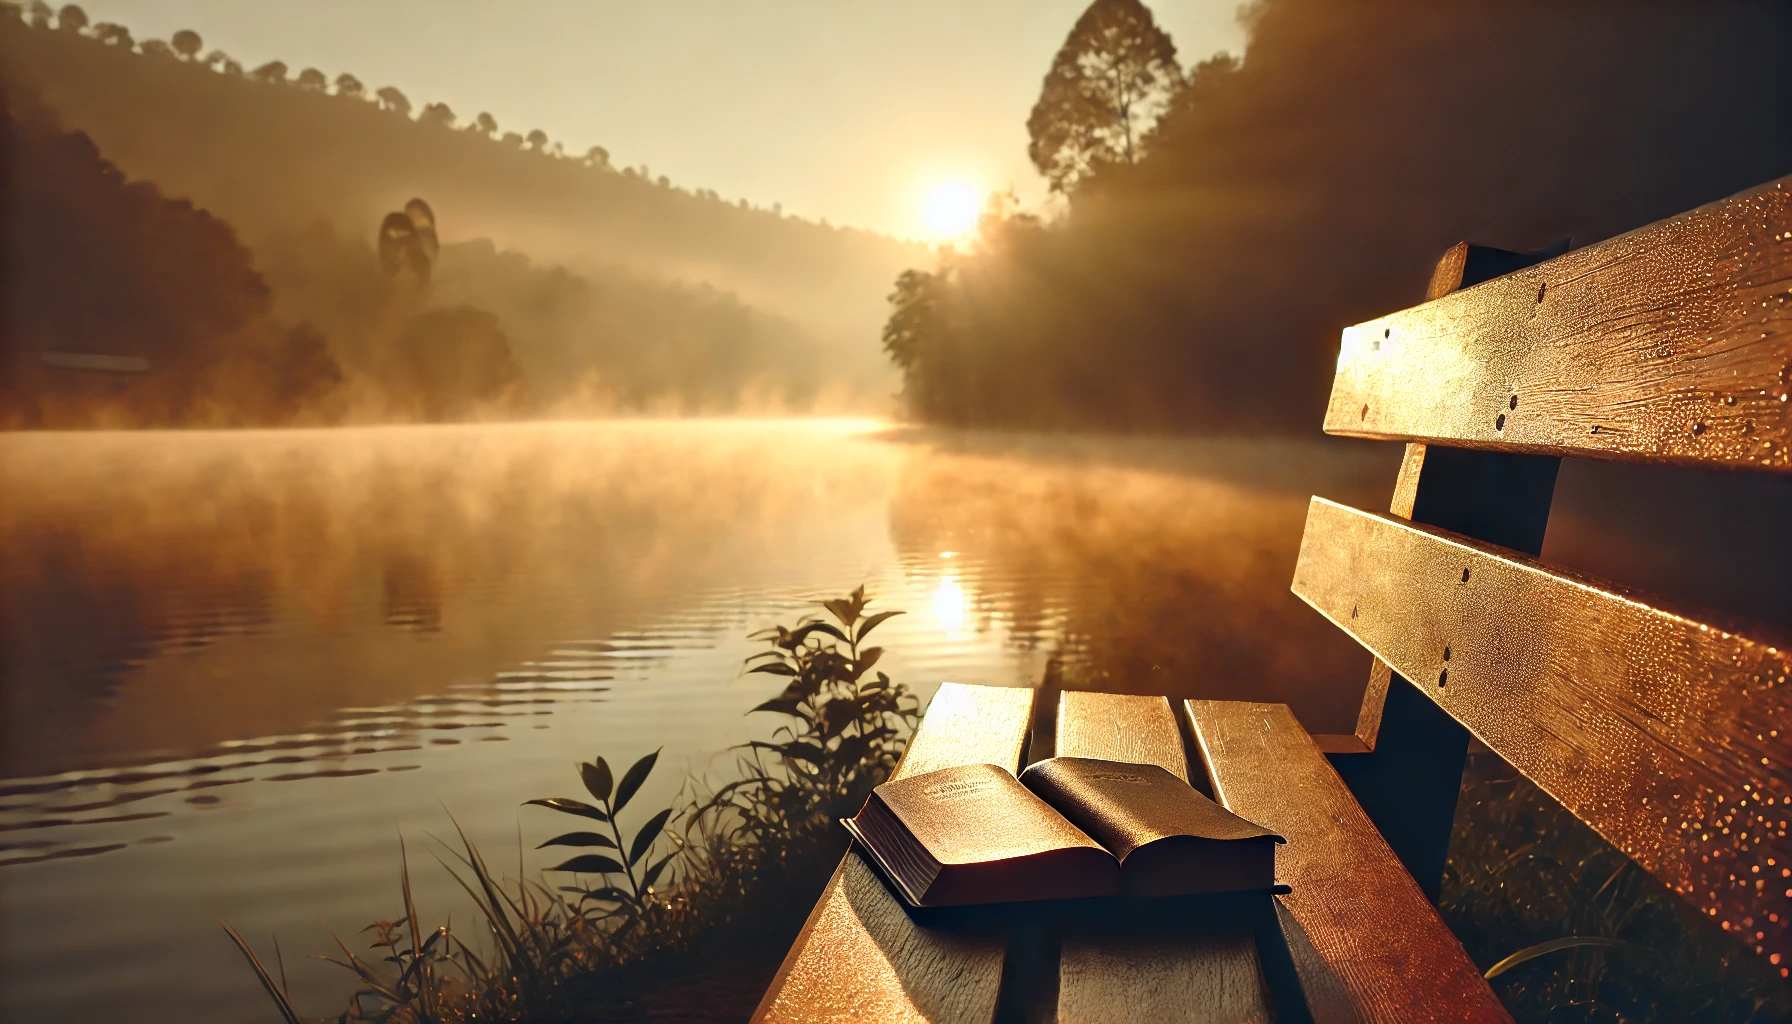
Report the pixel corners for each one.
[0,420,1396,1023]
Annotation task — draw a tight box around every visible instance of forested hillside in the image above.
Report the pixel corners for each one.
[0,9,926,423]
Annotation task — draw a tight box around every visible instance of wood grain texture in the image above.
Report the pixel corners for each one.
[1325,174,1792,471]
[752,683,1035,1024]
[1292,497,1792,967]
[1336,442,1559,897]
[1055,690,1190,782]
[1054,692,1269,1024]
[1185,699,1511,1024]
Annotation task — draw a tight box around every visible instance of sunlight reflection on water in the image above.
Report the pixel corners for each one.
[0,419,1396,1023]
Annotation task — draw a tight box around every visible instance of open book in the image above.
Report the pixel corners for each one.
[843,757,1283,908]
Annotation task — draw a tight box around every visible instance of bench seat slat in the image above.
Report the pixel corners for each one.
[1324,174,1792,472]
[1291,496,1792,966]
[751,683,1035,1024]
[1054,692,1271,1024]
[1185,699,1512,1023]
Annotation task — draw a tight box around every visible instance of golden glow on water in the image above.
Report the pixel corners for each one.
[932,574,968,639]
[0,419,1399,1024]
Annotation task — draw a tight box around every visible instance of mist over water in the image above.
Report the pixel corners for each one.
[0,419,1399,1022]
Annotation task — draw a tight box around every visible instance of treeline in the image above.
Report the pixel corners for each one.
[0,2,924,348]
[887,0,1792,432]
[0,4,914,425]
[4,2,758,200]
[0,93,343,427]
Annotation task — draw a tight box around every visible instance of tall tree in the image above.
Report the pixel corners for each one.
[419,102,455,127]
[1026,0,1181,193]
[475,111,498,136]
[55,4,85,32]
[252,60,288,82]
[525,128,549,150]
[334,72,364,98]
[170,28,201,59]
[295,67,327,91]
[584,145,610,169]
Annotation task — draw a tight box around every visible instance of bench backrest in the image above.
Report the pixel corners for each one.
[1292,174,1792,974]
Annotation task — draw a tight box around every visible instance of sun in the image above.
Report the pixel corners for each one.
[921,181,980,242]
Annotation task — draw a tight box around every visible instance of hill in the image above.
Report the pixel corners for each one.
[0,12,928,411]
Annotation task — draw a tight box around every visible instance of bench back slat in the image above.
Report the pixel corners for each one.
[1054,692,1271,1024]
[1324,175,1792,471]
[1291,496,1792,962]
[751,683,1034,1024]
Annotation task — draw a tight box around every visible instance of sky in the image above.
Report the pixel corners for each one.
[67,0,1248,239]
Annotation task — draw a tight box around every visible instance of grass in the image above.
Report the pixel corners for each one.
[223,585,1787,1022]
[1443,753,1791,1022]
[224,586,914,1023]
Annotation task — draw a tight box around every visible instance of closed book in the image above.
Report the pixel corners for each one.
[844,757,1283,908]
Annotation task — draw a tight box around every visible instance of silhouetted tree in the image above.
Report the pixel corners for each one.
[403,198,439,261]
[334,72,364,98]
[475,111,498,136]
[170,27,201,59]
[500,131,523,147]
[378,211,430,282]
[202,48,230,69]
[295,67,327,91]
[881,268,938,376]
[222,59,242,76]
[252,60,288,83]
[583,144,610,169]
[525,128,548,150]
[1027,0,1181,193]
[419,102,455,127]
[55,4,85,32]
[139,38,174,58]
[23,1,50,28]
[375,86,410,116]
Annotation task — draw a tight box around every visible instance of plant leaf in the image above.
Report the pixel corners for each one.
[580,759,613,803]
[822,598,856,627]
[1484,936,1634,979]
[747,661,798,676]
[630,807,674,865]
[854,646,885,678]
[614,748,660,814]
[641,851,676,890]
[577,885,635,905]
[854,610,904,643]
[750,695,805,716]
[548,854,627,875]
[778,740,827,766]
[522,797,609,823]
[535,831,618,850]
[792,621,850,646]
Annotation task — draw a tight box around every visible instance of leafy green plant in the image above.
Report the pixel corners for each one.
[527,748,679,930]
[224,587,920,1024]
[725,585,917,827]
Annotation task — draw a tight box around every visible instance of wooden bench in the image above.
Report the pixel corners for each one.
[753,174,1792,1022]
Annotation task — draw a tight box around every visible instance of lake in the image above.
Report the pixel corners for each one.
[11,419,1783,1022]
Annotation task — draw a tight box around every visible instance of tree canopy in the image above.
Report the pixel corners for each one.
[1026,0,1181,193]
[170,28,201,59]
